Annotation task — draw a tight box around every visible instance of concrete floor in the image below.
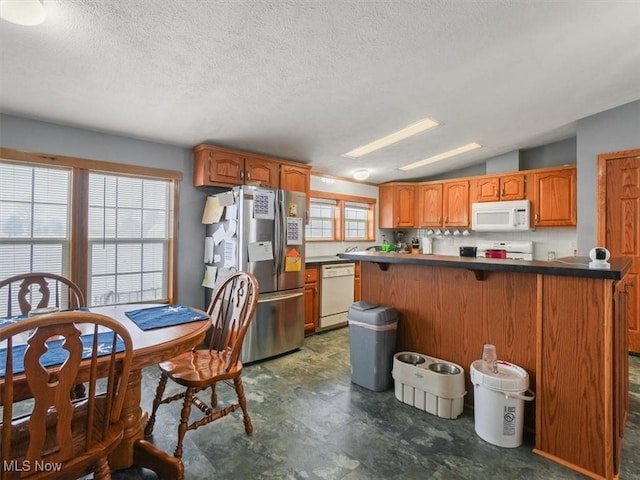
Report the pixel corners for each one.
[113,327,640,480]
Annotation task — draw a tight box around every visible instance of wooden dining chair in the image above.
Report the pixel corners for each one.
[0,311,133,480]
[0,273,86,318]
[144,272,259,459]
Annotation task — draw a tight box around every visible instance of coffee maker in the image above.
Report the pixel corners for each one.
[396,231,407,253]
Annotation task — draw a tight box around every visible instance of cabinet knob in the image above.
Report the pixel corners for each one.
[397,216,400,225]
[246,171,251,180]
[535,213,539,222]
[240,171,244,180]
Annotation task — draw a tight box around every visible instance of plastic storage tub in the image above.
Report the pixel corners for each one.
[348,302,398,391]
[470,359,535,447]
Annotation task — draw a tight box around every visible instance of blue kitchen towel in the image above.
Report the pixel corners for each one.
[0,307,90,329]
[125,304,209,331]
[0,331,126,377]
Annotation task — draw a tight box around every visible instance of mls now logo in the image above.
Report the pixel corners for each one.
[2,460,63,473]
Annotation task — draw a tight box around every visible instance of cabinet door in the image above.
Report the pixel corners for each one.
[476,177,500,202]
[354,262,361,302]
[533,168,576,226]
[245,156,279,187]
[280,164,309,194]
[378,184,395,228]
[304,267,319,335]
[207,150,245,185]
[394,184,417,227]
[443,180,469,227]
[418,183,443,227]
[500,174,526,201]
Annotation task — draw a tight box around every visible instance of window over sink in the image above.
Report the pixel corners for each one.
[305,191,375,242]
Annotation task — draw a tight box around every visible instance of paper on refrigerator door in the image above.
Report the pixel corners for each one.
[247,241,274,262]
[202,196,223,224]
[201,265,217,288]
[225,220,237,239]
[225,204,238,220]
[204,237,214,263]
[286,217,303,245]
[213,225,225,245]
[218,191,235,207]
[253,189,275,220]
[224,239,237,268]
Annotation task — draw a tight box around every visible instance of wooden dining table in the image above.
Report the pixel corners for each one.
[85,304,211,480]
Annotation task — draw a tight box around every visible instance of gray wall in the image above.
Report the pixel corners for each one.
[0,114,207,308]
[520,137,576,170]
[576,100,640,254]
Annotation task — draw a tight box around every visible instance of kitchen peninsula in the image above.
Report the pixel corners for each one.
[338,251,631,480]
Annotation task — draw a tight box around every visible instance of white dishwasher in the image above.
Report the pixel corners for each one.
[319,263,355,331]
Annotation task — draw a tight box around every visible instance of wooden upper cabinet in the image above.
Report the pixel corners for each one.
[193,147,244,186]
[379,183,417,228]
[245,156,279,187]
[280,164,310,194]
[532,166,576,226]
[443,180,470,227]
[476,174,525,202]
[418,183,443,227]
[193,144,311,194]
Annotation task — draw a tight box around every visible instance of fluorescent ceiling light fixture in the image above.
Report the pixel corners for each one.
[0,0,46,26]
[343,118,439,158]
[353,169,370,181]
[399,142,482,171]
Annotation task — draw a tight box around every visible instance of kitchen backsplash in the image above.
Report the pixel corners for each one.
[306,228,578,261]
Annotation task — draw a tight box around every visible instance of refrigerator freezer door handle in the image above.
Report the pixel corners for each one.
[258,291,304,303]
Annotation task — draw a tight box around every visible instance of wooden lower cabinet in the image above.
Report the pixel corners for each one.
[304,266,319,335]
[354,262,361,302]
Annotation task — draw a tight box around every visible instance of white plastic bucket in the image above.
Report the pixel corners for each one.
[470,359,535,448]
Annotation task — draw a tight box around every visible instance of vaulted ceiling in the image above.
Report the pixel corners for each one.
[1,0,639,183]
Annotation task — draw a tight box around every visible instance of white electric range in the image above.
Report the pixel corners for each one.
[476,240,534,260]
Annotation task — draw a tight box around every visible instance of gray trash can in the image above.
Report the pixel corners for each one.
[348,301,398,391]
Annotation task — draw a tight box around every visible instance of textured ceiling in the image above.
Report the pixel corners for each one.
[1,0,639,183]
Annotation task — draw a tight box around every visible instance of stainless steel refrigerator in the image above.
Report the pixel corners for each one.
[203,185,305,363]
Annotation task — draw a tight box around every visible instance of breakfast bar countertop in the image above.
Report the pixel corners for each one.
[337,251,631,280]
[305,256,358,266]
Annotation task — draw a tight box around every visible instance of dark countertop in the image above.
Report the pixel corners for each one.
[305,256,360,266]
[337,251,631,280]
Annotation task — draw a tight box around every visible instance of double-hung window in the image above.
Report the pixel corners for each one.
[0,148,180,307]
[0,162,71,280]
[305,192,375,242]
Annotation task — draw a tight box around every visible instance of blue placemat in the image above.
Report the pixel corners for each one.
[0,331,126,377]
[125,304,209,331]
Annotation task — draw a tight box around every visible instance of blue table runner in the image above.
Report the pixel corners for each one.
[125,304,208,331]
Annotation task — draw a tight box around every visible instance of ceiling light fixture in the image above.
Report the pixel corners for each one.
[343,118,439,158]
[353,169,370,181]
[399,142,482,171]
[0,0,46,26]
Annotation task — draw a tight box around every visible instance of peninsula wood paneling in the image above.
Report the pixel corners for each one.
[361,261,537,425]
[536,275,609,478]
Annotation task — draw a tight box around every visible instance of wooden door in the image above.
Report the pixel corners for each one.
[533,167,576,226]
[418,183,443,226]
[599,149,640,353]
[207,150,245,185]
[304,267,319,335]
[500,174,526,200]
[394,184,417,227]
[245,156,279,187]
[476,177,499,202]
[443,180,469,227]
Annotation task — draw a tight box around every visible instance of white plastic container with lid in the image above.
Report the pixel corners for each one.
[470,359,535,448]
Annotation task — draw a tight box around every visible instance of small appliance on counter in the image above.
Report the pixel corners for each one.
[476,240,534,260]
[459,246,477,257]
[421,237,433,255]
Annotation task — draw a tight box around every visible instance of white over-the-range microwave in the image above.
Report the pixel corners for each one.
[471,200,532,232]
